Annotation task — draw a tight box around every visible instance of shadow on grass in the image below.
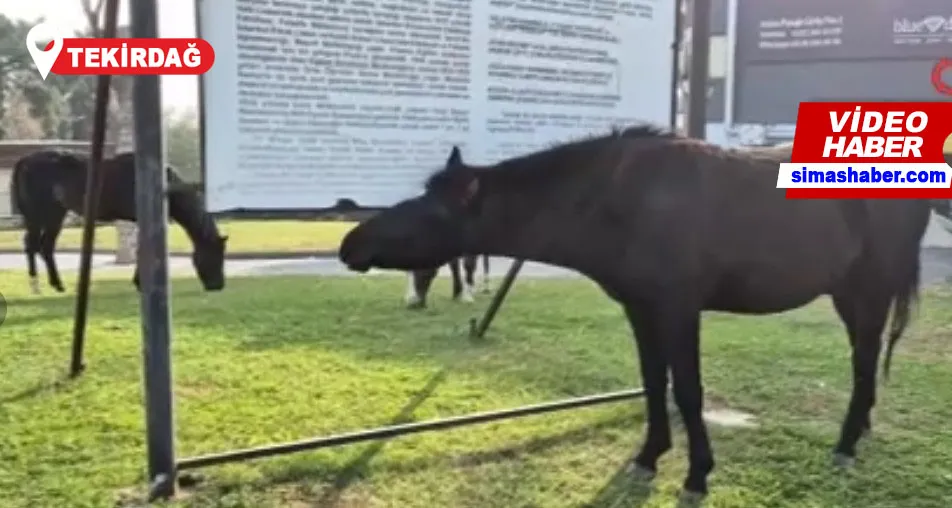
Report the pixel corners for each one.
[582,463,655,508]
[313,368,449,506]
[0,374,70,406]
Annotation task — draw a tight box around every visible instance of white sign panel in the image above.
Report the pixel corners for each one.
[199,0,676,212]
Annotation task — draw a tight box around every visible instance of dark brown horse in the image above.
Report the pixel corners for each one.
[338,126,934,498]
[405,254,490,309]
[10,150,227,293]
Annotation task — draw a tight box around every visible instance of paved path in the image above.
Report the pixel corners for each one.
[3,249,952,285]
[0,253,577,280]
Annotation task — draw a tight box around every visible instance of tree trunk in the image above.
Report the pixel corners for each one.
[113,107,137,265]
[115,221,137,264]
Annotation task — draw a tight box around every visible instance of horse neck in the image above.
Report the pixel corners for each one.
[466,171,598,273]
[168,189,218,247]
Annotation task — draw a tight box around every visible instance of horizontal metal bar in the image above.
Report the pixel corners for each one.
[177,387,645,470]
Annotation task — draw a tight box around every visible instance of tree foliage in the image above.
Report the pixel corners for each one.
[0,14,41,139]
[0,4,133,142]
[165,108,201,182]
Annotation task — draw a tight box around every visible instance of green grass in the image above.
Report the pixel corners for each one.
[2,269,952,508]
[0,220,355,255]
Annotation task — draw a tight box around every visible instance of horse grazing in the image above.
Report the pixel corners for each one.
[10,150,228,293]
[405,254,490,308]
[338,127,934,498]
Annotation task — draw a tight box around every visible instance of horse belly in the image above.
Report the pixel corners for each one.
[705,259,847,314]
[704,200,861,314]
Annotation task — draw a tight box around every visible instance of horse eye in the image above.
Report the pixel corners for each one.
[432,203,454,220]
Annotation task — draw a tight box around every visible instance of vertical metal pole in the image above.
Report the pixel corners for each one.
[469,259,523,339]
[130,0,176,498]
[723,0,739,135]
[70,0,120,377]
[686,0,712,139]
[192,0,210,201]
[669,0,684,130]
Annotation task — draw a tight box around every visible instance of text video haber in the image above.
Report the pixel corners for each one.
[777,101,952,198]
[823,108,927,159]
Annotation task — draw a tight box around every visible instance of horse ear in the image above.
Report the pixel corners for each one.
[463,176,479,203]
[446,145,462,167]
[451,172,480,207]
[220,235,229,242]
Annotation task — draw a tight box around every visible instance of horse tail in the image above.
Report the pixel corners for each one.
[10,157,29,218]
[882,202,932,381]
[882,260,920,382]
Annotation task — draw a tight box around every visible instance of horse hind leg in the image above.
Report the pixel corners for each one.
[39,208,68,292]
[480,255,491,293]
[831,292,871,437]
[831,289,890,467]
[23,225,42,294]
[460,255,477,303]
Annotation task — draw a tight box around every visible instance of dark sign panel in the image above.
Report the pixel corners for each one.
[734,60,948,124]
[731,0,952,126]
[735,0,952,64]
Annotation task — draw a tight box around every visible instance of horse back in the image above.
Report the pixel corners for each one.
[12,150,88,217]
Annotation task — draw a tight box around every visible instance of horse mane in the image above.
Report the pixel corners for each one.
[164,163,221,243]
[110,151,221,243]
[425,123,679,192]
[24,148,87,166]
[730,141,794,163]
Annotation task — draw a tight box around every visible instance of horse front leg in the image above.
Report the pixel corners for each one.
[654,299,713,499]
[448,257,465,301]
[624,304,672,479]
[460,255,477,302]
[405,269,436,309]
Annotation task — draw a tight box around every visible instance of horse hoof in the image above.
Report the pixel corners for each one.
[404,292,424,309]
[459,285,475,303]
[832,452,856,468]
[678,489,706,506]
[29,278,40,295]
[626,462,656,482]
